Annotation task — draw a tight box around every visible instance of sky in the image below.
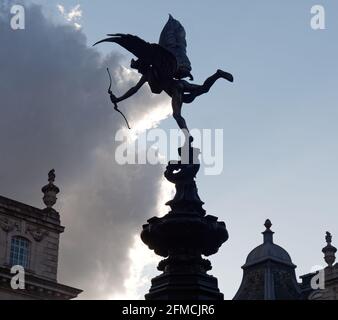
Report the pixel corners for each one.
[1,0,338,299]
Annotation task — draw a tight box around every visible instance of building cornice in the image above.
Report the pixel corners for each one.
[0,266,82,300]
[0,196,64,233]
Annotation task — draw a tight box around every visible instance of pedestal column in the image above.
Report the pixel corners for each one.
[141,146,228,300]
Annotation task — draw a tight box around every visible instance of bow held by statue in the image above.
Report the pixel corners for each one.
[106,68,131,130]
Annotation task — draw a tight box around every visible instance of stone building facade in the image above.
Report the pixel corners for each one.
[301,232,338,300]
[2,168,337,300]
[0,170,82,300]
[234,219,338,300]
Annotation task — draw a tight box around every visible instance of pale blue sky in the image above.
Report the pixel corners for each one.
[31,0,338,298]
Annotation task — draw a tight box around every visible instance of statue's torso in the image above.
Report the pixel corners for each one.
[146,67,171,94]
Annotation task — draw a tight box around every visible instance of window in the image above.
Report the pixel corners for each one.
[10,236,30,269]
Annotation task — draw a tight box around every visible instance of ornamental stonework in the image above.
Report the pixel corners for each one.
[0,217,19,233]
[26,226,49,242]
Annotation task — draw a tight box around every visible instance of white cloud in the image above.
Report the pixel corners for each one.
[56,4,64,15]
[109,235,159,300]
[74,22,81,30]
[109,175,174,300]
[67,4,82,21]
[0,1,172,299]
[57,3,82,29]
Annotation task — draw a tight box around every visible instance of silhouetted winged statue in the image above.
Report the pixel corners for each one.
[94,15,233,142]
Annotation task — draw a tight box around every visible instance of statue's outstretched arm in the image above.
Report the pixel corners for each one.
[112,76,147,103]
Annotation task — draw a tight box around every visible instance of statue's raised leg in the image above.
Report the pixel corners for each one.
[183,69,234,104]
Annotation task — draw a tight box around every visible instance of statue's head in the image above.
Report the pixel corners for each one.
[130,58,147,74]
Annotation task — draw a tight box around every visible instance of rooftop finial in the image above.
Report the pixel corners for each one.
[262,219,274,244]
[48,169,56,183]
[264,219,272,230]
[42,169,60,209]
[322,231,337,267]
[326,231,332,245]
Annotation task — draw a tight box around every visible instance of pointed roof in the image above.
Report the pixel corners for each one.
[234,219,302,300]
[244,219,295,268]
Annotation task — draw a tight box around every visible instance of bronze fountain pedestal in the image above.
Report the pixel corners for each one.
[141,146,228,300]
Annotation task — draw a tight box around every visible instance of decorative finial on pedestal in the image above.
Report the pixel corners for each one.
[41,169,60,209]
[322,231,337,267]
[164,146,205,215]
[262,219,274,244]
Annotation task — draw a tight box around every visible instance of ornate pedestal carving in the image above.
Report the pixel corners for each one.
[141,146,228,300]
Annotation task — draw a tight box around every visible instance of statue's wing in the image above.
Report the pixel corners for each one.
[94,34,177,78]
[159,15,193,80]
[94,34,151,60]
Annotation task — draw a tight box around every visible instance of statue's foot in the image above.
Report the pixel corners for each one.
[217,69,234,82]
